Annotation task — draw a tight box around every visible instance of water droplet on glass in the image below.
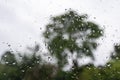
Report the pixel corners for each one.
[12,62,16,65]
[21,70,25,72]
[107,64,111,67]
[5,62,9,64]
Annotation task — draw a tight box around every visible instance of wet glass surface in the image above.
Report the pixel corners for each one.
[0,0,120,80]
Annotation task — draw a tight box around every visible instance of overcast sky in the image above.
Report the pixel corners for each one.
[0,0,120,66]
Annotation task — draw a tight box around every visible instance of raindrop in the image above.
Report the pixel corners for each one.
[21,70,25,72]
[46,31,49,34]
[60,46,62,49]
[5,62,9,64]
[29,67,32,69]
[107,64,111,67]
[116,57,119,60]
[12,62,16,65]
[68,56,71,59]
[83,48,86,51]
[93,17,96,19]
[98,73,101,75]
[62,18,65,21]
[106,56,108,59]
[48,57,51,61]
[3,73,6,76]
[86,49,89,53]
[81,23,84,26]
[92,30,95,33]
[19,45,22,47]
[8,44,11,47]
[117,71,120,74]
[4,55,7,58]
[40,27,42,30]
[37,61,40,63]
[100,31,103,34]
[88,67,91,70]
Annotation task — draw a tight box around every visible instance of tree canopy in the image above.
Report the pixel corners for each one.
[44,10,103,68]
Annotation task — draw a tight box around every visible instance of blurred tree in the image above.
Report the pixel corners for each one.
[24,64,58,80]
[85,44,120,80]
[95,44,120,80]
[1,51,17,66]
[0,45,42,80]
[44,10,103,68]
[111,44,120,60]
[0,64,21,80]
[18,44,42,79]
[0,51,21,80]
[89,61,120,80]
[18,54,41,78]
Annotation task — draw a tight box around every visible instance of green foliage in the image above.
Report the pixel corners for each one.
[91,60,120,80]
[111,44,120,60]
[0,49,42,80]
[0,64,21,80]
[1,43,120,80]
[24,64,58,80]
[44,10,103,68]
[0,51,21,80]
[18,54,41,79]
[75,60,120,80]
[1,51,17,66]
